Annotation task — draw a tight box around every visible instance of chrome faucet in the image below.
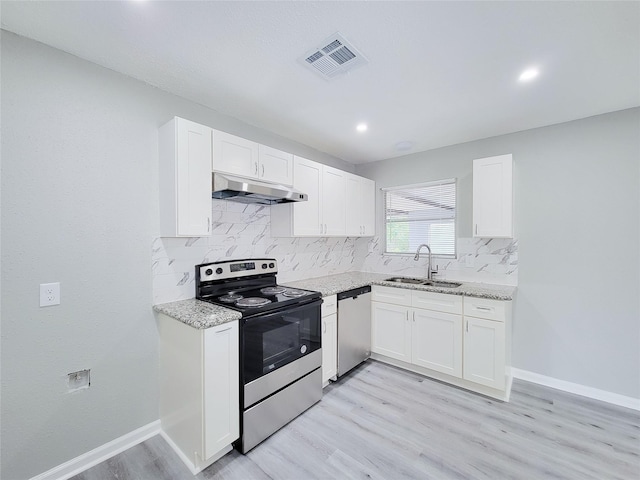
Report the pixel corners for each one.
[414,244,437,280]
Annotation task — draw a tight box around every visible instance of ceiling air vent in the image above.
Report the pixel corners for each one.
[299,33,368,80]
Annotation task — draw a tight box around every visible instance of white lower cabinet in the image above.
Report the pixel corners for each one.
[371,285,512,400]
[463,299,507,390]
[321,295,338,385]
[371,302,412,363]
[159,315,239,474]
[412,309,463,377]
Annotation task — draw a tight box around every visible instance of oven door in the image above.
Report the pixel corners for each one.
[242,299,322,385]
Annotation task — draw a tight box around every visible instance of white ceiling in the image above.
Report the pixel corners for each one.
[2,1,639,164]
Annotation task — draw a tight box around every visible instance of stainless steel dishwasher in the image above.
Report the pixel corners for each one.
[337,285,372,377]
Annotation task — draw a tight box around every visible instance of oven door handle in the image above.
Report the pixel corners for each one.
[242,298,323,325]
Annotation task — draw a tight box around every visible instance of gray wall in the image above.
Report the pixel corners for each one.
[0,31,351,480]
[357,108,640,400]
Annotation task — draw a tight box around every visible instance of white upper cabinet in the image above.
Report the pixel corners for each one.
[159,117,212,237]
[346,173,375,237]
[271,156,350,237]
[321,165,346,235]
[212,131,293,186]
[271,157,375,238]
[290,156,323,235]
[473,154,513,238]
[258,145,294,186]
[212,130,260,179]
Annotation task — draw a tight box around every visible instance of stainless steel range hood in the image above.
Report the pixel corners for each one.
[211,173,307,205]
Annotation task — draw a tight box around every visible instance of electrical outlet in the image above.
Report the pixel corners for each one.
[67,369,90,392]
[40,282,60,307]
[465,255,475,268]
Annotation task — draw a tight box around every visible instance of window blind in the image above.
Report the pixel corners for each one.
[384,179,456,256]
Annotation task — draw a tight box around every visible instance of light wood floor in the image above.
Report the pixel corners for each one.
[73,360,639,480]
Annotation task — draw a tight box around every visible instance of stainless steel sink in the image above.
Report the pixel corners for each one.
[428,281,462,288]
[384,277,462,288]
[385,277,425,284]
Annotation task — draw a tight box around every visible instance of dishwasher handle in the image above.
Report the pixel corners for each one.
[337,285,372,301]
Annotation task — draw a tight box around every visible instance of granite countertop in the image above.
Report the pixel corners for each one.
[153,299,241,329]
[283,272,389,297]
[155,272,516,329]
[284,271,516,301]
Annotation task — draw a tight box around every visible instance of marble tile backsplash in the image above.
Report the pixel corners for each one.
[152,200,359,304]
[152,200,518,304]
[356,236,518,286]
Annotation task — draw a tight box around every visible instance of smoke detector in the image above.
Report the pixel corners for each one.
[299,32,369,80]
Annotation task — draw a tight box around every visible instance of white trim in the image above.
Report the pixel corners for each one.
[29,420,161,480]
[381,177,456,191]
[511,368,640,411]
[160,430,231,475]
[160,430,200,475]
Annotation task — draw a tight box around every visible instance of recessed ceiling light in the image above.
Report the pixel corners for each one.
[395,141,414,152]
[356,123,368,132]
[519,68,539,82]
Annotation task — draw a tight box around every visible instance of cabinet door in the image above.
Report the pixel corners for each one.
[463,317,505,390]
[345,173,362,236]
[175,118,212,236]
[203,322,239,460]
[322,313,338,384]
[361,177,376,236]
[322,166,346,236]
[345,174,376,237]
[371,302,411,362]
[473,154,513,238]
[412,309,462,378]
[292,156,323,235]
[259,145,293,186]
[213,130,259,178]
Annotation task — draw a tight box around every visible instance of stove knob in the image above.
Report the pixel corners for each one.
[205,268,213,276]
[300,345,308,354]
[269,262,275,268]
[262,263,268,269]
[215,267,223,275]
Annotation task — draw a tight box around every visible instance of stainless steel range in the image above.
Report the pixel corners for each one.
[195,258,323,453]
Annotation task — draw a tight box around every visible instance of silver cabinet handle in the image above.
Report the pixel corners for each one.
[261,164,265,177]
[254,162,258,175]
[466,321,469,332]
[323,321,327,334]
[207,217,210,233]
[406,311,409,321]
[320,223,323,234]
[476,306,492,311]
[475,224,478,235]
[412,311,415,322]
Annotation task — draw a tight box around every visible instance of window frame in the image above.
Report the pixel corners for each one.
[382,178,457,259]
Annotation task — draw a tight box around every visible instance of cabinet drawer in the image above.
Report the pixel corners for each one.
[463,297,507,322]
[322,294,337,317]
[372,286,412,306]
[412,290,463,315]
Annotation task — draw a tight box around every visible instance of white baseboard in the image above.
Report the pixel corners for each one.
[159,430,200,475]
[159,430,232,475]
[511,368,640,411]
[30,420,161,480]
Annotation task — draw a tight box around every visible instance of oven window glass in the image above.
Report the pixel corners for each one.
[263,320,300,364]
[243,301,321,384]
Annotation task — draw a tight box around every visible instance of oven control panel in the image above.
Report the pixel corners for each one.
[198,258,278,281]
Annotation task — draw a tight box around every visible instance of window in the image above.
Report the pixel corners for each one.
[383,179,456,257]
